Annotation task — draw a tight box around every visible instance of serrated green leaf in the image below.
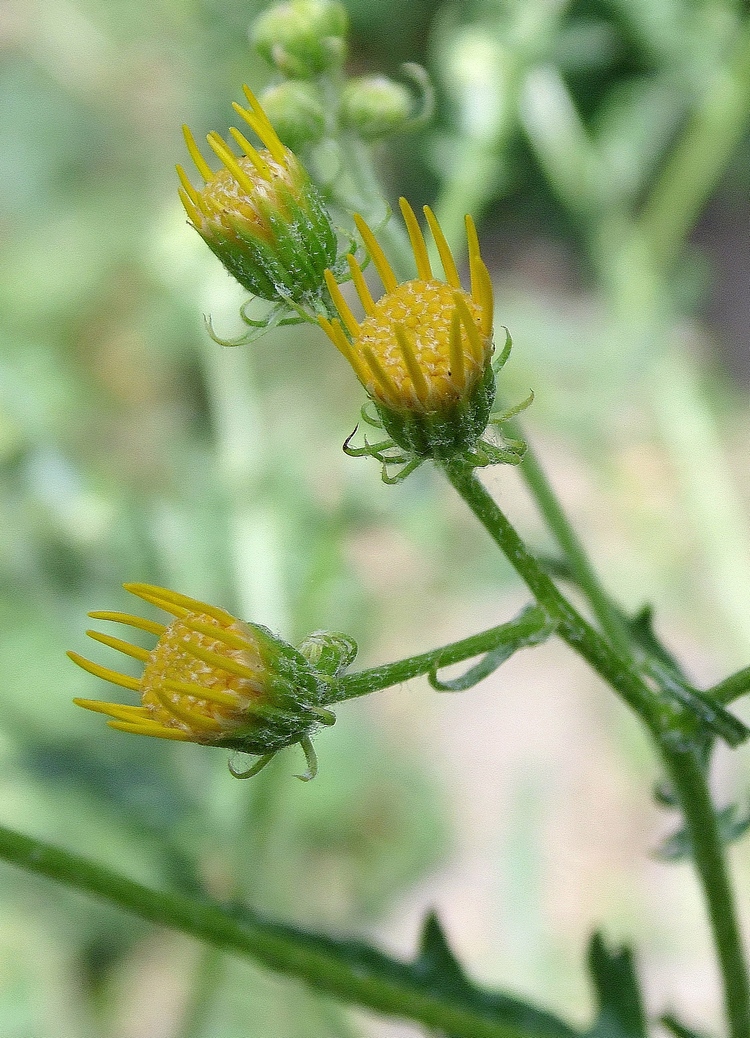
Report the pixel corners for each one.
[626,606,685,678]
[586,932,647,1038]
[658,802,750,861]
[407,911,577,1038]
[2,815,582,1038]
[417,911,469,986]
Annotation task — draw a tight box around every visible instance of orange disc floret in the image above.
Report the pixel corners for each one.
[354,279,490,412]
[319,198,497,459]
[138,612,267,737]
[69,583,331,761]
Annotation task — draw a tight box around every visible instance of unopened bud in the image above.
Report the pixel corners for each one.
[341,76,413,139]
[259,81,327,150]
[252,0,348,79]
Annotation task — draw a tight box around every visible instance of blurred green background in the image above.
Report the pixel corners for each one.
[3,0,750,1034]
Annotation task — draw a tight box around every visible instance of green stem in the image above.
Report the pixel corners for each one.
[443,457,750,1038]
[710,666,750,707]
[175,946,225,1038]
[516,440,633,657]
[660,745,750,1038]
[442,457,659,726]
[0,824,575,1038]
[329,605,552,703]
[636,17,750,272]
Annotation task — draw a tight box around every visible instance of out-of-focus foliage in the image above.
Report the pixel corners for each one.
[2,0,750,1033]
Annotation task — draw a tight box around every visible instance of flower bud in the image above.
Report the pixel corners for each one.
[297,630,358,676]
[319,198,496,460]
[252,0,348,79]
[340,76,413,139]
[259,81,327,151]
[177,85,337,303]
[69,584,335,764]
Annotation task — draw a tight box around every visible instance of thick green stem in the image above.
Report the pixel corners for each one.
[661,746,750,1038]
[443,457,750,1037]
[0,824,575,1038]
[330,605,552,703]
[442,458,659,726]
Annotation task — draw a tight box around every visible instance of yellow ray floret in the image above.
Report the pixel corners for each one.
[319,199,495,417]
[398,198,432,281]
[108,720,194,741]
[71,584,271,745]
[123,583,234,625]
[71,582,330,768]
[234,84,287,164]
[182,125,213,183]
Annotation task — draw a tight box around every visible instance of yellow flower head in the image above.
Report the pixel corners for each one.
[319,198,496,459]
[177,85,336,303]
[70,584,333,766]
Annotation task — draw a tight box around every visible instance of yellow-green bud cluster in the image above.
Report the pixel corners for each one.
[340,77,414,139]
[259,82,327,150]
[252,0,348,78]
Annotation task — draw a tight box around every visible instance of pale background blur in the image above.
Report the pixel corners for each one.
[2,0,750,1034]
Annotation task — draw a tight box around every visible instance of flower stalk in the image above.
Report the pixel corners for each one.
[329,604,554,703]
[0,822,576,1038]
[441,455,750,1038]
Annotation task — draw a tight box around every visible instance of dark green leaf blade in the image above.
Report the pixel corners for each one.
[586,932,647,1038]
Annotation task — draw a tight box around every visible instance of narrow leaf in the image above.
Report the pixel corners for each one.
[429,610,555,692]
[626,606,685,678]
[587,932,647,1038]
[660,1013,712,1038]
[0,823,580,1038]
[429,643,520,691]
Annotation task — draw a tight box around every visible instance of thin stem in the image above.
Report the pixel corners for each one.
[515,439,633,656]
[331,133,416,282]
[329,605,552,703]
[661,745,750,1038]
[0,823,576,1038]
[175,946,225,1038]
[442,458,659,726]
[636,18,750,272]
[710,666,750,707]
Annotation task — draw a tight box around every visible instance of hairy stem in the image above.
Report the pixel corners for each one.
[661,746,750,1038]
[0,824,575,1038]
[330,605,552,702]
[443,456,750,1037]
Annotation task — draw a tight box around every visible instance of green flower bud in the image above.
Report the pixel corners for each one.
[341,76,413,139]
[176,85,337,304]
[298,630,358,676]
[252,0,348,79]
[259,82,327,150]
